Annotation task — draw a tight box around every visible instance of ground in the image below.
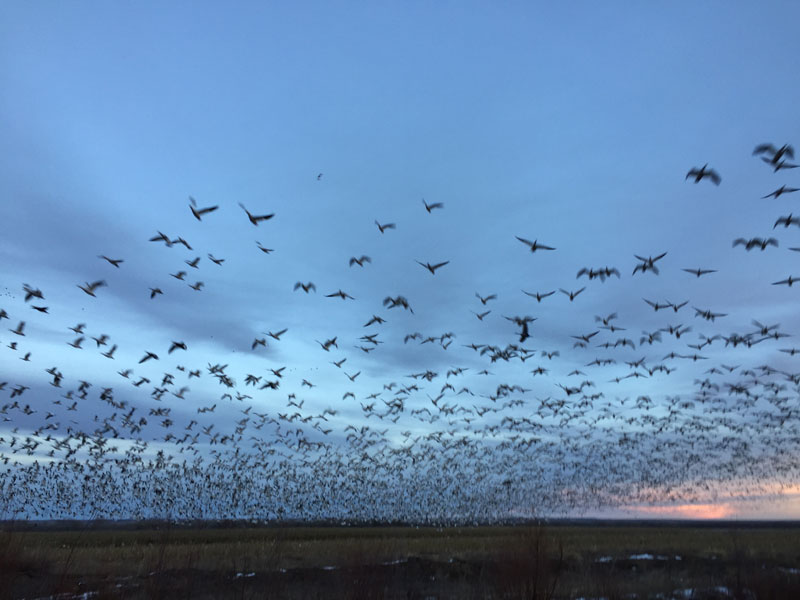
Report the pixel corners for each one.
[1,521,799,599]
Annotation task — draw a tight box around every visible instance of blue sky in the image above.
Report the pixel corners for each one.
[2,1,800,521]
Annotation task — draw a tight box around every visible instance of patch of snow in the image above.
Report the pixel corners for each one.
[32,593,99,600]
[233,571,256,579]
[780,566,800,574]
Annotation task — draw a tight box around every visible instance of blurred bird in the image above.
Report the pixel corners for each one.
[189,196,219,221]
[686,164,721,185]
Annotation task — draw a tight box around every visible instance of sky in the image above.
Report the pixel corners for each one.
[1,1,800,521]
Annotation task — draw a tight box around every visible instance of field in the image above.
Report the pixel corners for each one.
[2,521,800,599]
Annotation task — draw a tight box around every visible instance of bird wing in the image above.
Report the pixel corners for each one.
[753,143,777,156]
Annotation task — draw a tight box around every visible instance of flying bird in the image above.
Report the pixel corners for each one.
[774,214,800,229]
[772,276,799,287]
[422,199,444,213]
[686,164,721,185]
[516,237,555,252]
[326,289,355,300]
[349,256,372,267]
[475,293,497,305]
[753,143,794,164]
[522,290,555,302]
[762,185,799,200]
[78,280,107,297]
[383,296,413,313]
[416,260,449,275]
[168,341,188,353]
[765,159,799,172]
[632,252,667,275]
[98,256,124,268]
[682,268,717,277]
[363,315,386,327]
[375,220,396,233]
[559,287,586,301]
[189,197,219,221]
[139,351,159,363]
[239,203,274,225]
[22,284,44,302]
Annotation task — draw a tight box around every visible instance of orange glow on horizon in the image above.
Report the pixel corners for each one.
[627,503,736,519]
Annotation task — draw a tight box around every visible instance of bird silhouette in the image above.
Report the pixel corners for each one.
[762,185,799,199]
[516,237,555,252]
[239,203,274,225]
[416,260,449,274]
[189,197,219,221]
[686,164,721,185]
[422,199,444,213]
[375,220,396,233]
[77,280,106,297]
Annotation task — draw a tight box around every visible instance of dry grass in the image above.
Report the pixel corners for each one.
[1,522,799,599]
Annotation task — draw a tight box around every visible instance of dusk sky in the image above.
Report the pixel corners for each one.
[2,2,800,521]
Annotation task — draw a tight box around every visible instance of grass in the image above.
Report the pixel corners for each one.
[1,521,799,598]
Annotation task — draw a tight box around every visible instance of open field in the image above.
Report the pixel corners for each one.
[2,521,800,599]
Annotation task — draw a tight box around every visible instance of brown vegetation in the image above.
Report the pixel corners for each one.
[1,522,799,599]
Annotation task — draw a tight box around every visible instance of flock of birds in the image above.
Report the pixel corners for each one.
[1,143,800,523]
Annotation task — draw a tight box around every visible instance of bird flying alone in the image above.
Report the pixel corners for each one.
[772,276,798,287]
[78,280,107,297]
[686,164,721,185]
[422,199,444,213]
[416,260,449,274]
[256,242,274,254]
[349,256,371,267]
[762,185,799,200]
[475,292,496,305]
[375,220,396,233]
[239,203,274,225]
[682,268,717,277]
[522,290,555,302]
[99,256,123,268]
[774,214,800,229]
[326,289,355,300]
[189,197,219,221]
[516,237,555,252]
[560,287,586,301]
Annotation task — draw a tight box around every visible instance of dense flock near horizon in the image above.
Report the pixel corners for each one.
[2,143,800,523]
